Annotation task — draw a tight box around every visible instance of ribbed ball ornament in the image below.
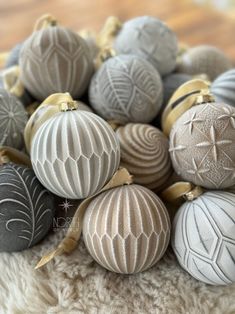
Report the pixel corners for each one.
[19,26,93,101]
[0,163,55,252]
[31,110,120,199]
[83,184,171,274]
[177,45,232,80]
[89,55,163,124]
[116,123,172,190]
[113,16,178,76]
[172,191,235,285]
[169,102,235,189]
[0,89,28,149]
[211,69,235,107]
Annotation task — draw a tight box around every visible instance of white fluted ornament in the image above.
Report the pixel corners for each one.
[116,123,172,190]
[83,184,171,274]
[172,191,235,285]
[31,101,120,199]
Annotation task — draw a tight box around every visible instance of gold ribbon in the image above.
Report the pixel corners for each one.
[161,181,204,203]
[35,168,133,269]
[33,13,57,32]
[0,65,24,98]
[24,93,76,153]
[0,52,9,68]
[161,79,213,136]
[0,146,31,168]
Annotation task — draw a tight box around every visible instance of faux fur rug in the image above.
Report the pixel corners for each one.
[1,204,235,314]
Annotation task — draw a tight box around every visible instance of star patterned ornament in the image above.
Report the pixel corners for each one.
[59,199,74,215]
[169,102,235,189]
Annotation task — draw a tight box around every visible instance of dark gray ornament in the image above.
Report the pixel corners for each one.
[113,16,178,76]
[5,43,23,68]
[211,69,235,107]
[0,163,55,252]
[89,55,163,124]
[0,89,28,149]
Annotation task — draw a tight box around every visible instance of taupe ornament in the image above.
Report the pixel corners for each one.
[5,43,23,68]
[19,25,93,101]
[177,45,232,80]
[116,123,172,190]
[0,163,54,252]
[89,55,163,123]
[113,16,178,76]
[211,69,235,107]
[31,100,120,199]
[0,89,28,149]
[169,102,235,189]
[83,184,171,274]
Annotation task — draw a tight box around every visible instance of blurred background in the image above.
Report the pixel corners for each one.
[0,0,235,59]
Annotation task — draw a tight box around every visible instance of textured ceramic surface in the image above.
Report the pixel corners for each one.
[114,16,178,76]
[89,55,163,123]
[31,110,120,199]
[19,26,93,101]
[0,89,28,149]
[172,191,235,285]
[83,184,170,274]
[5,43,23,68]
[169,102,235,189]
[116,123,172,190]
[177,45,232,80]
[211,69,235,107]
[170,103,235,189]
[0,163,54,252]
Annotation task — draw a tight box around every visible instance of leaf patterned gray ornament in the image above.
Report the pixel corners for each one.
[211,69,235,108]
[113,16,178,76]
[0,163,55,252]
[89,55,163,124]
[19,26,94,101]
[0,89,28,149]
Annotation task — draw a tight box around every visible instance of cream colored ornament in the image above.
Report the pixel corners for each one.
[116,123,172,190]
[83,184,171,274]
[31,96,120,199]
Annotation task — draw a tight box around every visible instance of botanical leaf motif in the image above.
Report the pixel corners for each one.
[0,164,54,249]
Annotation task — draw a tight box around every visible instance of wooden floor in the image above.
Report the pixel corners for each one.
[0,0,235,59]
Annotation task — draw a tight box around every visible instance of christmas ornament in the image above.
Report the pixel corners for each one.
[5,43,23,68]
[31,93,120,199]
[112,16,178,76]
[83,184,170,274]
[0,89,28,149]
[116,123,172,190]
[19,15,93,101]
[0,149,54,252]
[177,45,232,80]
[89,54,163,123]
[171,188,235,285]
[211,69,235,107]
[79,29,99,60]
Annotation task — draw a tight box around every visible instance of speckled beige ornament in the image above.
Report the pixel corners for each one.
[116,123,172,190]
[177,45,232,80]
[83,184,171,274]
[169,102,235,189]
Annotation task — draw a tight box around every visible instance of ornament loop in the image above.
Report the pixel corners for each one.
[1,66,24,98]
[96,16,122,49]
[59,101,78,112]
[34,13,57,32]
[183,185,204,201]
[195,89,215,105]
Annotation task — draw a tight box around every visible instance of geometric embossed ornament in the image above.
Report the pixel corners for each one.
[31,110,120,199]
[211,69,235,108]
[19,26,94,101]
[116,123,172,190]
[0,89,28,149]
[0,163,55,252]
[177,45,232,81]
[172,191,235,285]
[113,16,178,76]
[83,184,171,274]
[89,55,163,124]
[169,102,235,189]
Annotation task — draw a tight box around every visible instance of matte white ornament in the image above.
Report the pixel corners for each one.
[31,110,120,199]
[83,184,171,274]
[172,191,235,285]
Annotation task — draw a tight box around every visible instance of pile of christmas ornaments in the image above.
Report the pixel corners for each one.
[1,13,235,286]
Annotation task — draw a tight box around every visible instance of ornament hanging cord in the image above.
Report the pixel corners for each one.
[35,168,133,269]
